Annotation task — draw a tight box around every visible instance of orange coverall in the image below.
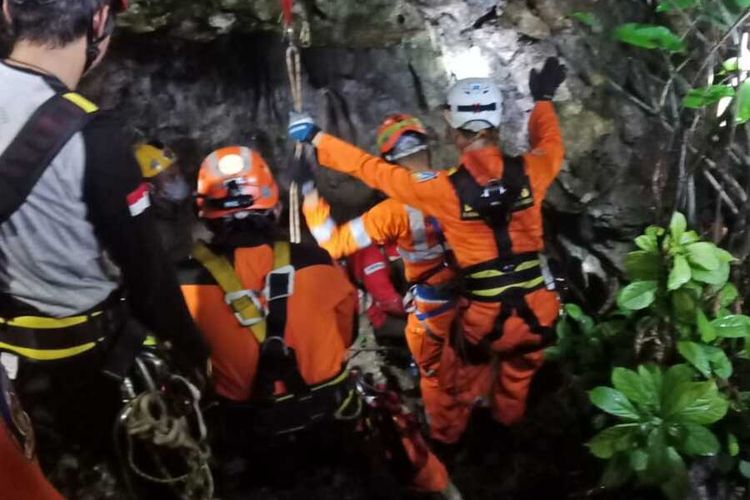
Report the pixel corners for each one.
[179,241,449,491]
[313,101,563,434]
[304,194,461,442]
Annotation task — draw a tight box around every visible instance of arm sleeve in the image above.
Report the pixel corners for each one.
[304,192,409,260]
[526,101,565,188]
[82,113,209,365]
[314,133,449,214]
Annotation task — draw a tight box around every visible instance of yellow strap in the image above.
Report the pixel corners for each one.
[62,92,99,114]
[191,241,293,344]
[470,276,545,298]
[468,259,540,280]
[273,241,291,269]
[0,340,100,361]
[0,310,103,329]
[192,241,267,344]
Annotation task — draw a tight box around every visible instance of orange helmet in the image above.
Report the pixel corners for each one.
[376,114,428,160]
[196,146,279,219]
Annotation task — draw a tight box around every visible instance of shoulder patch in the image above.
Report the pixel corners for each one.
[413,171,438,183]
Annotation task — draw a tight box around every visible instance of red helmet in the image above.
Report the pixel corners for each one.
[376,114,428,159]
[196,146,279,220]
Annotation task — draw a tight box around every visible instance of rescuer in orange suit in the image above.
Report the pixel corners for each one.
[178,146,453,496]
[290,57,567,437]
[303,114,463,443]
[0,366,62,500]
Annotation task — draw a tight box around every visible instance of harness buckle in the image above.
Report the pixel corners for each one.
[224,290,266,327]
[402,286,417,314]
[265,265,295,302]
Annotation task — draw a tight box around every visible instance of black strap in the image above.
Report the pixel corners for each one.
[448,156,528,260]
[0,94,97,223]
[255,256,311,399]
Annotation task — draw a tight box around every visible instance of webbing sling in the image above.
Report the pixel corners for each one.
[191,241,292,344]
[0,92,99,223]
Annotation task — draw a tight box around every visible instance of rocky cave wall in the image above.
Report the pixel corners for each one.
[5,0,666,309]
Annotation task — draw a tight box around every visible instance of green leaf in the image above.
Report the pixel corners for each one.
[692,261,730,286]
[697,309,717,343]
[737,81,750,124]
[614,23,686,53]
[569,11,598,27]
[635,234,658,252]
[590,387,641,420]
[712,314,750,338]
[672,289,698,324]
[601,453,633,488]
[685,242,721,271]
[660,448,689,500]
[617,281,658,310]
[677,341,711,378]
[588,424,640,458]
[670,212,687,239]
[629,449,649,471]
[662,364,695,389]
[543,345,561,360]
[708,347,733,379]
[612,367,656,409]
[740,460,750,479]
[638,365,663,403]
[681,85,736,109]
[668,255,691,290]
[718,283,739,307]
[669,381,729,424]
[721,57,739,74]
[680,230,700,244]
[679,424,720,456]
[728,432,740,457]
[656,0,698,10]
[625,251,662,281]
[715,248,736,263]
[645,225,665,238]
[564,303,584,320]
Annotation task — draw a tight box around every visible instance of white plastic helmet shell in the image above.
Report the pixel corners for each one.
[445,78,503,132]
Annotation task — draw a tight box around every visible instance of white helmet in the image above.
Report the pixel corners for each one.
[444,78,503,132]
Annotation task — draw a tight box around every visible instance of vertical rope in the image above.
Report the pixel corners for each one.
[284,2,304,244]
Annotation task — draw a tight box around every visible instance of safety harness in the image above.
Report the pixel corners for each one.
[0,92,124,362]
[191,241,359,439]
[448,156,555,363]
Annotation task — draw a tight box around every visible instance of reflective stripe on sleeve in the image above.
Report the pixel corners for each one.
[348,217,372,249]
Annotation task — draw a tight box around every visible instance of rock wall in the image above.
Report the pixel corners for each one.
[77,0,664,307]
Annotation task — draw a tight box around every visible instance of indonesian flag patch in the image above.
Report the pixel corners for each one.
[127,183,151,217]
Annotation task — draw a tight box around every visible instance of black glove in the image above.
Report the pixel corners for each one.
[529,57,567,101]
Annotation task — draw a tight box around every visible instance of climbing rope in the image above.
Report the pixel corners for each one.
[115,375,214,499]
[283,0,305,243]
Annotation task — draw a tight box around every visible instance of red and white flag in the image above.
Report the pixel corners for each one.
[127,183,151,217]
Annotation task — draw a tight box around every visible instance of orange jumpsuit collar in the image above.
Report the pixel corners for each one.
[460,145,504,185]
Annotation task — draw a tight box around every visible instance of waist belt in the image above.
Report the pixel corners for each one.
[219,368,360,444]
[461,252,545,302]
[0,305,123,361]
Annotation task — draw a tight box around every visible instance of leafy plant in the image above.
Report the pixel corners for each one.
[614,23,686,53]
[615,213,745,376]
[589,365,729,499]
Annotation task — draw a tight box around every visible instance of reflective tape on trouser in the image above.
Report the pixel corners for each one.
[0,311,107,361]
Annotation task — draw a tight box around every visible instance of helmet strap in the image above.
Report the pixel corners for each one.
[83,4,116,74]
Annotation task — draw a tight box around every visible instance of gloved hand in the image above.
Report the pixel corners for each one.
[529,57,567,101]
[289,147,316,190]
[288,112,321,143]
